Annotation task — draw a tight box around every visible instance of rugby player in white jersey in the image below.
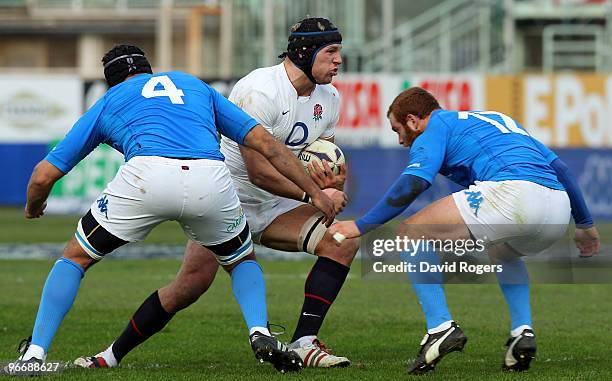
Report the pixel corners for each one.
[76,18,358,369]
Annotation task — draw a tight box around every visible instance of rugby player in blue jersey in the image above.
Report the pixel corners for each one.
[330,87,600,374]
[4,44,338,375]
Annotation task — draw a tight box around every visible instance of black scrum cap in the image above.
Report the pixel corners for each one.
[102,44,152,88]
[279,17,342,84]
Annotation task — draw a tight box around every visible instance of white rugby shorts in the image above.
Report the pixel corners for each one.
[453,180,571,255]
[88,156,247,246]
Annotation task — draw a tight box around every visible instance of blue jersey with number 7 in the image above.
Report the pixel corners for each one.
[45,71,258,174]
[402,109,564,190]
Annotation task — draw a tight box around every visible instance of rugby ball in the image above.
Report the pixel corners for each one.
[298,139,345,175]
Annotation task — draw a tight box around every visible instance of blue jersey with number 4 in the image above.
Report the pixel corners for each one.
[45,71,258,173]
[403,109,563,190]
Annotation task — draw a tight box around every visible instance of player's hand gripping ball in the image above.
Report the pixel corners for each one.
[298,139,345,175]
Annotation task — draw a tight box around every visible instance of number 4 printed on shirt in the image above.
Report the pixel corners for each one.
[141,75,185,104]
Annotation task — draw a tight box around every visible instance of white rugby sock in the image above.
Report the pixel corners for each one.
[102,343,118,367]
[511,324,533,338]
[292,335,317,348]
[22,344,46,361]
[249,326,271,337]
[427,320,454,334]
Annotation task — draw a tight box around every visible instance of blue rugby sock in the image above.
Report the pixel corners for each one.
[496,258,532,333]
[31,257,84,353]
[231,260,268,333]
[401,247,453,332]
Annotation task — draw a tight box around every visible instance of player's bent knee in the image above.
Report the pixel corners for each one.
[316,235,359,265]
[75,210,129,261]
[298,212,333,254]
[298,213,359,262]
[204,224,253,266]
[62,237,95,271]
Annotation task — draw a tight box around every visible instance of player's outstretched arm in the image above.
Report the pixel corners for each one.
[549,158,600,257]
[329,174,430,244]
[25,160,65,219]
[242,125,336,225]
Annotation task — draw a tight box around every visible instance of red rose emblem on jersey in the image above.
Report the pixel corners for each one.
[313,103,323,121]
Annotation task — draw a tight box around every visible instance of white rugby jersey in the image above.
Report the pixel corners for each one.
[221,63,340,185]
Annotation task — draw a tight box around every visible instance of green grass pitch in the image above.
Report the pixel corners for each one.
[0,207,611,380]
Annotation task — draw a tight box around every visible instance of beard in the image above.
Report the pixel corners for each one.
[406,128,424,146]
